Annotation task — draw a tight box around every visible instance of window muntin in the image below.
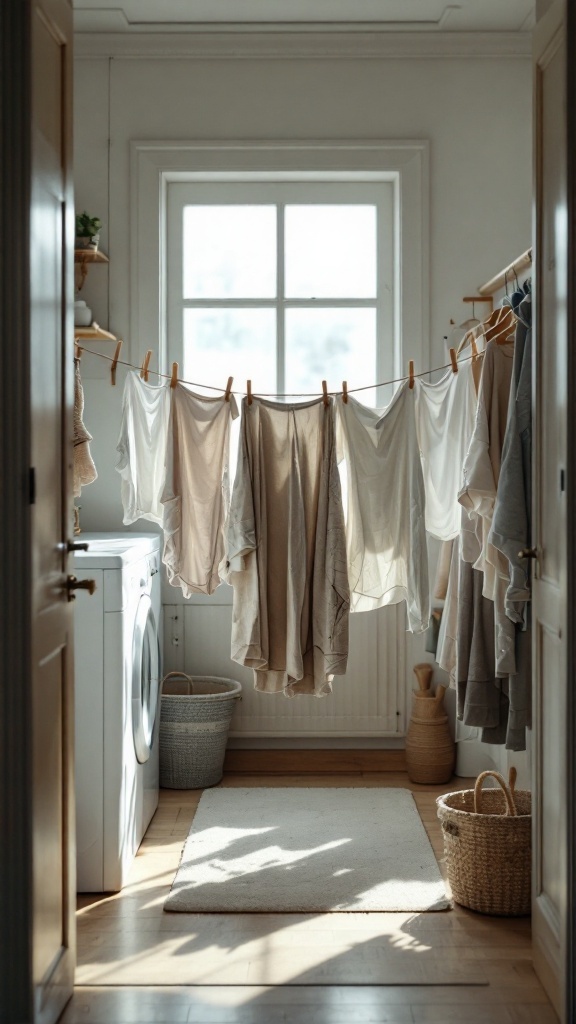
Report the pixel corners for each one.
[168,181,395,404]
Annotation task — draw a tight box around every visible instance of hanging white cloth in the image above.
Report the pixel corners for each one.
[414,361,478,541]
[162,384,238,597]
[335,384,429,632]
[73,357,98,497]
[116,370,170,525]
[223,396,349,698]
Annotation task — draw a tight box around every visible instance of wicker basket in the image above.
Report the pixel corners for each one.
[159,672,242,789]
[436,768,531,916]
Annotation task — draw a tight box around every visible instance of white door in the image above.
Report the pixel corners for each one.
[532,3,568,1018]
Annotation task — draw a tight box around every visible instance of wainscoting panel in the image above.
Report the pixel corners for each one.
[163,602,404,738]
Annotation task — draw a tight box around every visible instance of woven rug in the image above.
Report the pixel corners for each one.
[164,787,449,913]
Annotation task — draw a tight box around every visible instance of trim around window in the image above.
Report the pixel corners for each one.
[130,139,429,390]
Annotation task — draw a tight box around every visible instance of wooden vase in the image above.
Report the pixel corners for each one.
[405,664,455,784]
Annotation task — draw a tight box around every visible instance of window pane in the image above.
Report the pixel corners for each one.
[183,309,277,395]
[183,206,276,298]
[285,205,376,298]
[284,309,377,402]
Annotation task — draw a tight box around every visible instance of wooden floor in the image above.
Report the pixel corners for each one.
[62,772,558,1024]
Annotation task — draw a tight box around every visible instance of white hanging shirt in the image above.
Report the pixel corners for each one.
[223,396,349,698]
[116,371,170,525]
[162,384,238,597]
[415,361,478,541]
[335,384,430,632]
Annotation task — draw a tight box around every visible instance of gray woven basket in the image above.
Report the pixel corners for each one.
[159,672,242,789]
[436,768,531,917]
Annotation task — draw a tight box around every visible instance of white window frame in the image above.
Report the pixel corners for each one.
[129,140,430,391]
[166,179,396,403]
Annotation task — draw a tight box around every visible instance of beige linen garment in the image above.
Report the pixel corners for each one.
[73,357,97,496]
[458,339,515,677]
[162,384,238,597]
[224,396,349,698]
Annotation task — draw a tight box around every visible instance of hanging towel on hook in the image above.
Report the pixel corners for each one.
[73,356,98,496]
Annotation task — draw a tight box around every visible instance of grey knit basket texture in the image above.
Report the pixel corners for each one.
[159,673,242,789]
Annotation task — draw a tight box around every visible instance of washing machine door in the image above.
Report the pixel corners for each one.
[132,593,160,764]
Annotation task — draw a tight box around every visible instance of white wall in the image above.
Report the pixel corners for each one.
[73,37,532,749]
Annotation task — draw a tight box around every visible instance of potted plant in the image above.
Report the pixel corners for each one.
[75,211,102,251]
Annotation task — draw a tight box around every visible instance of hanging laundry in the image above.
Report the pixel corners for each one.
[73,356,98,496]
[415,360,478,541]
[488,287,533,750]
[116,370,170,525]
[489,289,533,622]
[162,384,238,597]
[458,338,516,678]
[435,352,485,687]
[335,385,429,632]
[224,396,349,698]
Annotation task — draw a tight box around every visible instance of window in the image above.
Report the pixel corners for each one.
[167,181,396,406]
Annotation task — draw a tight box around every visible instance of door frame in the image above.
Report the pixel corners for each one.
[0,1,34,1020]
[565,3,576,1020]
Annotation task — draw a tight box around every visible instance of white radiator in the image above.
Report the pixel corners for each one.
[163,593,405,739]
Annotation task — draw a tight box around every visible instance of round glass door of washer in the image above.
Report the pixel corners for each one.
[131,594,160,764]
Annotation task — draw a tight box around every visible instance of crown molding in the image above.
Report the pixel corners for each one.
[74,30,531,60]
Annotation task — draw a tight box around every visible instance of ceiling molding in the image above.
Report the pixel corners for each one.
[74,30,532,59]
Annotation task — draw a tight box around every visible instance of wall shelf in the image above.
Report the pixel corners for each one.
[74,322,117,342]
[74,248,109,290]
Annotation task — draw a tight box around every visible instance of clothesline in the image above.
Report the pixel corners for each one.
[74,343,477,399]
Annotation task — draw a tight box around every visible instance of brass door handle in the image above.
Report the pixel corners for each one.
[65,574,96,601]
[518,547,538,559]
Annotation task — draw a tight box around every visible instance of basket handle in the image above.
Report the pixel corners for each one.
[161,670,195,694]
[474,770,517,816]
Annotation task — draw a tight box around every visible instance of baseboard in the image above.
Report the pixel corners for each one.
[223,748,407,774]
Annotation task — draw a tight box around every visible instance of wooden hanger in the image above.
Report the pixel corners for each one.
[246,380,252,406]
[110,340,122,385]
[322,380,329,407]
[170,362,179,388]
[224,376,233,402]
[140,350,152,381]
[408,360,415,389]
[484,305,517,345]
[342,380,348,404]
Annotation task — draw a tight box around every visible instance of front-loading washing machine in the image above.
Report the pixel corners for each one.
[73,532,162,892]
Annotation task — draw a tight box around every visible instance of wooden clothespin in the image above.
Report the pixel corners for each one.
[342,380,348,404]
[322,380,329,407]
[74,341,82,360]
[140,350,152,381]
[224,376,233,402]
[408,360,415,389]
[110,340,122,386]
[247,380,252,406]
[170,362,179,389]
[449,348,458,374]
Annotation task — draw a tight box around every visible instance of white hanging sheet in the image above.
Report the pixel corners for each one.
[414,361,478,541]
[115,370,170,525]
[335,384,429,632]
